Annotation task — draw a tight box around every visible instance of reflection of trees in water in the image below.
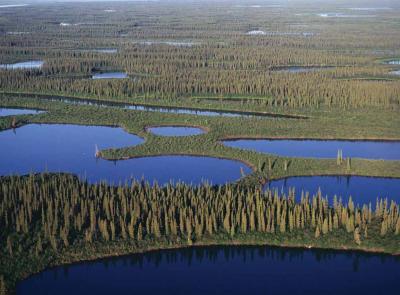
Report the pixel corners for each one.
[48,246,400,281]
[87,246,398,272]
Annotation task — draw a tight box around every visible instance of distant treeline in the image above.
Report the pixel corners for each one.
[0,2,399,108]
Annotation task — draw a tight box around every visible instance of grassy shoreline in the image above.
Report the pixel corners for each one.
[1,93,400,183]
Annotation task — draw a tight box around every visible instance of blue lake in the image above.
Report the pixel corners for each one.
[0,108,43,117]
[17,246,400,295]
[147,126,205,136]
[92,72,128,79]
[266,176,400,205]
[222,139,400,160]
[0,60,43,70]
[0,124,250,184]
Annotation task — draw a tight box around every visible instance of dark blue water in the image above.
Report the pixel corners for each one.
[17,246,400,295]
[148,126,205,136]
[0,108,43,117]
[267,176,400,205]
[223,139,400,160]
[0,124,250,184]
[92,72,128,79]
[0,60,43,70]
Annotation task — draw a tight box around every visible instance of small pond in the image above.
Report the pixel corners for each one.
[92,72,128,79]
[0,4,28,8]
[147,126,205,137]
[266,176,400,205]
[79,49,117,54]
[17,246,400,295]
[317,13,375,18]
[272,66,331,73]
[136,40,197,47]
[222,139,400,160]
[0,60,43,70]
[0,108,43,117]
[385,60,400,65]
[0,124,250,184]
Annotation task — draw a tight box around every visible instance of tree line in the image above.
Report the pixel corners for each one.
[1,174,398,255]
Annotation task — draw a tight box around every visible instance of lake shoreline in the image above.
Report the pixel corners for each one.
[12,237,400,294]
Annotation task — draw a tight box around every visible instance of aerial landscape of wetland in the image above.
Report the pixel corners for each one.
[0,0,399,294]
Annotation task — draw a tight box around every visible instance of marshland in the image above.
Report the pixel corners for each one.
[0,0,399,294]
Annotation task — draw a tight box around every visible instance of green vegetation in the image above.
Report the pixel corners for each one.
[1,94,400,185]
[0,1,399,109]
[0,173,399,293]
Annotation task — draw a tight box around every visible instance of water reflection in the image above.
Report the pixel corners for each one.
[222,138,400,160]
[18,246,400,295]
[267,176,400,204]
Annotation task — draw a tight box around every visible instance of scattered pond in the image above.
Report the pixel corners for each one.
[80,49,117,54]
[246,30,267,35]
[0,108,43,117]
[17,246,400,295]
[272,66,331,73]
[147,126,206,137]
[266,176,400,205]
[317,13,375,18]
[0,124,250,184]
[0,60,43,70]
[222,139,400,160]
[136,40,197,47]
[0,4,28,8]
[389,70,400,76]
[246,30,313,37]
[386,60,400,65]
[92,72,128,79]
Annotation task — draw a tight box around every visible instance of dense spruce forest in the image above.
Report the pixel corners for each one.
[0,1,399,108]
[0,174,399,292]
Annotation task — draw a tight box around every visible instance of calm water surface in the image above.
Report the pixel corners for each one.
[267,176,400,205]
[0,124,250,184]
[148,126,205,136]
[86,49,117,54]
[0,108,43,117]
[273,66,331,73]
[17,246,400,295]
[92,72,128,79]
[222,139,400,160]
[0,60,43,70]
[385,60,400,65]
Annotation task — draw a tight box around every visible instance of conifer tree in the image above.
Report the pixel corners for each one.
[354,227,361,245]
